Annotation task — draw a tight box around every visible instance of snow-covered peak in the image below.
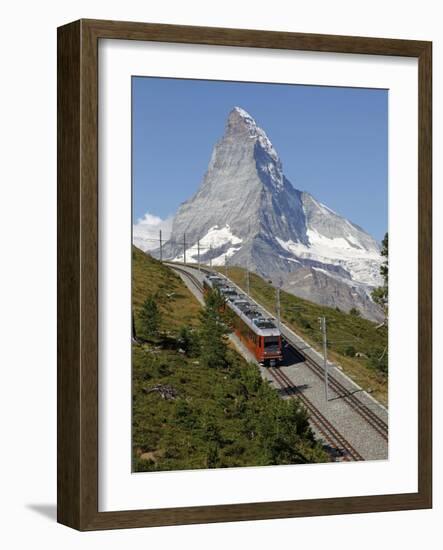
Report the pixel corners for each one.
[150,106,384,321]
[233,105,256,122]
[230,106,279,163]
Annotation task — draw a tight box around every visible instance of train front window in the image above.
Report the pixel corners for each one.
[264,337,279,350]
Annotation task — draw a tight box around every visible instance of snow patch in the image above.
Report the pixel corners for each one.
[312,266,331,276]
[278,255,301,265]
[200,224,242,248]
[172,224,243,265]
[233,106,279,163]
[318,201,338,216]
[209,246,241,266]
[276,229,382,287]
[260,161,284,189]
[309,196,339,217]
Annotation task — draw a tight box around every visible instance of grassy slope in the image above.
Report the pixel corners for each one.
[132,246,328,471]
[133,246,201,334]
[218,266,388,406]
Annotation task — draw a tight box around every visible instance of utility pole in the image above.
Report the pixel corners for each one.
[319,316,329,402]
[276,286,281,332]
[246,264,250,297]
[183,233,186,265]
[159,229,163,262]
[197,240,201,272]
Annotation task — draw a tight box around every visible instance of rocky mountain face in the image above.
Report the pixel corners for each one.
[144,106,384,321]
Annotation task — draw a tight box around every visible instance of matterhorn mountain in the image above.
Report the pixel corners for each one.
[139,106,384,321]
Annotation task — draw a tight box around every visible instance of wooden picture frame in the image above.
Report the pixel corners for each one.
[57,18,432,530]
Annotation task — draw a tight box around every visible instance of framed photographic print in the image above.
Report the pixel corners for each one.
[57,19,432,530]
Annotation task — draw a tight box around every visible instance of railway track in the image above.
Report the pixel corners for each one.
[166,262,385,459]
[192,263,387,441]
[282,338,389,442]
[268,366,363,461]
[168,264,205,293]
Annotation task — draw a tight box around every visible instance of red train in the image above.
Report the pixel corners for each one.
[203,274,282,366]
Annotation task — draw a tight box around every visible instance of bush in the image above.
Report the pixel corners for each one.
[138,296,161,340]
[369,348,388,375]
[300,316,312,330]
[199,289,229,369]
[178,326,200,357]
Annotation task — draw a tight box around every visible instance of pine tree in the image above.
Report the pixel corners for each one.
[371,232,389,319]
[199,289,229,369]
[178,326,200,357]
[139,295,161,341]
[371,232,388,367]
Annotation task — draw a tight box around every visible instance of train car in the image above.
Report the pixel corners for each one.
[203,274,283,366]
[203,275,224,294]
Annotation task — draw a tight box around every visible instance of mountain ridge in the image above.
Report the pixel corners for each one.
[135,106,384,321]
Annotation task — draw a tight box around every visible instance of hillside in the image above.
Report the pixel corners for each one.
[217,266,388,405]
[132,245,201,334]
[132,246,328,471]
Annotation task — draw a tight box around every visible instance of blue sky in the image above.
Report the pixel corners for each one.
[132,77,388,242]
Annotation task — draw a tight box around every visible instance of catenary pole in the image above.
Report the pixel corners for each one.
[197,240,200,272]
[183,233,186,265]
[319,316,329,402]
[246,263,250,297]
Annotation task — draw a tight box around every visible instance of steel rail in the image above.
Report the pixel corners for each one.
[166,262,382,456]
[282,334,388,441]
[269,366,364,461]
